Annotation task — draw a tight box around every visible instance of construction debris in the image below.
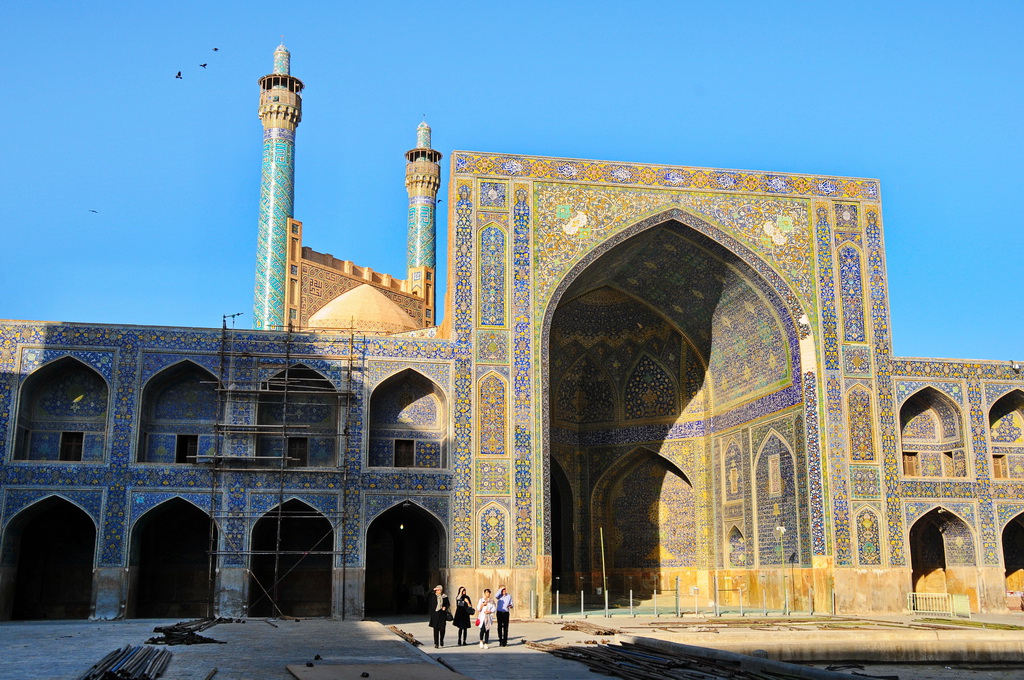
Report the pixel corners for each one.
[529,638,870,680]
[146,618,228,646]
[559,620,622,636]
[387,625,422,646]
[75,644,172,680]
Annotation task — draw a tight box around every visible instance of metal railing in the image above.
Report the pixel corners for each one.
[547,573,823,618]
[906,592,971,619]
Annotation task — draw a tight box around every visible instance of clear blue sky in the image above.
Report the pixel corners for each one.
[4,1,1021,362]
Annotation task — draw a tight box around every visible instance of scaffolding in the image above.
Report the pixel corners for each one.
[202,317,363,619]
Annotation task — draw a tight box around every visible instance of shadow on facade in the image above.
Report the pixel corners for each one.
[909,507,976,599]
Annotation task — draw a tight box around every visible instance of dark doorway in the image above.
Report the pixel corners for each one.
[10,498,96,619]
[1003,516,1024,593]
[550,459,574,591]
[910,516,947,593]
[249,500,333,617]
[130,499,216,618]
[364,503,443,616]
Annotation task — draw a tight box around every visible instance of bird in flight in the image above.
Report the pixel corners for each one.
[88,210,98,213]
[175,71,182,79]
[212,47,219,51]
[200,63,207,68]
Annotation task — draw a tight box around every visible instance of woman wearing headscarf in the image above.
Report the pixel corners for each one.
[476,587,496,649]
[427,584,450,648]
[452,586,474,645]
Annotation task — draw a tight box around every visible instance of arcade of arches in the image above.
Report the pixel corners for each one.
[3,146,1024,620]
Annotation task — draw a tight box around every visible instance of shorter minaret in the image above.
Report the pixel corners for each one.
[253,43,304,330]
[405,121,442,326]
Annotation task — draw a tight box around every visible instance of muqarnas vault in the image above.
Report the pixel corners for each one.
[1,44,1023,621]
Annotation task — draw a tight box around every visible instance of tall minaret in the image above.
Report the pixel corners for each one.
[253,43,304,330]
[405,121,442,325]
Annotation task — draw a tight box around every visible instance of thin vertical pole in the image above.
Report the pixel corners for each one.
[629,589,633,618]
[599,527,608,618]
[556,589,560,618]
[713,573,719,617]
[675,576,680,617]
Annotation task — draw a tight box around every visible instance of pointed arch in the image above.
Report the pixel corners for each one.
[1002,510,1024,592]
[899,387,967,478]
[477,371,507,456]
[13,356,109,462]
[364,500,446,615]
[900,387,963,441]
[722,437,745,501]
[479,502,509,566]
[909,507,977,595]
[3,496,97,619]
[623,352,678,420]
[128,497,215,618]
[137,360,219,464]
[257,364,339,468]
[249,499,333,617]
[368,368,448,468]
[539,206,813,585]
[990,389,1024,444]
[837,243,867,343]
[847,384,876,462]
[754,431,799,566]
[593,447,696,571]
[479,222,508,327]
[854,507,882,566]
[727,525,747,567]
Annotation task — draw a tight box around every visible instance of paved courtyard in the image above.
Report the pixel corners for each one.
[2,612,1024,680]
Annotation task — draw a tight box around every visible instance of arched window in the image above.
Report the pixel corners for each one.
[899,388,967,478]
[368,370,447,468]
[138,362,218,463]
[989,390,1024,479]
[256,365,338,467]
[13,358,108,462]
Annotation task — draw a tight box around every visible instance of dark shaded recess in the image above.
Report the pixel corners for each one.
[364,503,442,616]
[249,500,333,617]
[12,498,96,619]
[131,498,216,618]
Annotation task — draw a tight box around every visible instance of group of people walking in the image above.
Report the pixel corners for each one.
[427,584,513,649]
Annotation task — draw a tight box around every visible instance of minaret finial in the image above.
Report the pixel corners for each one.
[273,41,290,75]
[416,119,431,149]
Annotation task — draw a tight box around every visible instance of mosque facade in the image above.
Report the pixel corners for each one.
[1,45,1023,621]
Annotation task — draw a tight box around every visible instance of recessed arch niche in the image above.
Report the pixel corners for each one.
[137,361,218,464]
[13,357,109,462]
[542,215,806,598]
[3,496,96,619]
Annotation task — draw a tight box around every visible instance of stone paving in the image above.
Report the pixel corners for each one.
[2,613,1024,680]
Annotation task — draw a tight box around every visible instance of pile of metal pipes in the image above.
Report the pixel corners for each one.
[75,644,172,680]
[527,640,861,680]
[146,617,228,645]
